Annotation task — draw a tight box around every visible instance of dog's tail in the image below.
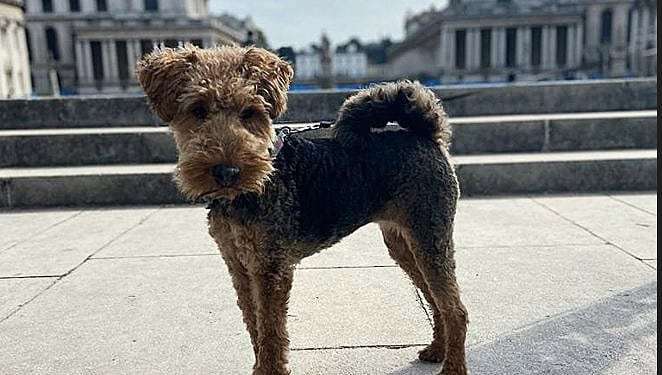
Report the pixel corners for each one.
[333,81,451,149]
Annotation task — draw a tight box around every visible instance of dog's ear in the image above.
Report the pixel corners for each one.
[242,47,294,119]
[136,46,200,122]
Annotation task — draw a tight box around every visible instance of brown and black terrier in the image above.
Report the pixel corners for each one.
[137,44,468,375]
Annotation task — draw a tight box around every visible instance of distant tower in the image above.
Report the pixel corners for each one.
[319,33,334,89]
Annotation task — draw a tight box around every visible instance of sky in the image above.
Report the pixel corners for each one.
[210,0,449,50]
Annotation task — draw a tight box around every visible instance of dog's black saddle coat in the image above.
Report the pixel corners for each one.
[208,128,455,253]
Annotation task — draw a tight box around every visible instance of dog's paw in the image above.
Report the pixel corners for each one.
[253,367,291,375]
[439,361,468,375]
[418,345,445,363]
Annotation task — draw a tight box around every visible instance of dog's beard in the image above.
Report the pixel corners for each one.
[174,154,274,202]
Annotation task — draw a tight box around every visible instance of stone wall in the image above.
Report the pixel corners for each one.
[0,78,656,128]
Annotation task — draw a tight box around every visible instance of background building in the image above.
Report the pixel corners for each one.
[390,0,657,83]
[294,36,393,87]
[25,0,264,95]
[0,0,31,98]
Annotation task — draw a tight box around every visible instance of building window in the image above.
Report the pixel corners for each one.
[164,39,178,48]
[505,27,517,68]
[96,0,108,12]
[45,27,60,61]
[69,0,80,12]
[556,25,568,67]
[144,0,158,12]
[90,41,104,82]
[140,40,154,56]
[601,9,613,44]
[191,39,203,48]
[455,29,466,69]
[480,28,492,69]
[531,26,542,67]
[42,0,53,13]
[116,40,129,84]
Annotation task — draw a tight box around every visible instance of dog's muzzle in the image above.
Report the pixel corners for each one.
[210,164,240,186]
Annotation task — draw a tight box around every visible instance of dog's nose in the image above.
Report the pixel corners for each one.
[210,164,240,186]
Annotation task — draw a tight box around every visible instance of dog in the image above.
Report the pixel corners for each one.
[136,44,468,375]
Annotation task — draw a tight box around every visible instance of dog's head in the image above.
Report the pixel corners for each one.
[136,44,293,201]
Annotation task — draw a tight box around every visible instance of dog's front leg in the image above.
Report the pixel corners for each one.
[221,253,259,359]
[252,257,294,375]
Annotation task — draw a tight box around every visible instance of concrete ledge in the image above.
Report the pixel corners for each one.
[0,112,655,167]
[0,128,176,167]
[0,150,656,208]
[0,79,656,129]
[455,150,657,196]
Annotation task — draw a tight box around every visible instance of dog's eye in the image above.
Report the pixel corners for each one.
[191,105,208,122]
[240,108,257,120]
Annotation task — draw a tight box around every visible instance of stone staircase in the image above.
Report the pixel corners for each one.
[0,79,657,208]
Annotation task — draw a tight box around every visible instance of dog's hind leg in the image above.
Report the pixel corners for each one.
[408,218,468,375]
[379,222,447,364]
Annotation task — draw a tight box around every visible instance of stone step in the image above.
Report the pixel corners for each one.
[0,150,656,208]
[0,111,655,167]
[0,79,655,129]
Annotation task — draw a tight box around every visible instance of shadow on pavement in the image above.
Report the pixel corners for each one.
[467,281,657,374]
[387,281,656,375]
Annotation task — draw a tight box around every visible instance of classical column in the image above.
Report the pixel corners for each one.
[82,40,93,84]
[127,40,139,80]
[498,27,507,68]
[465,28,476,69]
[549,26,557,69]
[517,26,529,69]
[18,24,32,95]
[101,40,111,84]
[108,40,119,82]
[0,21,8,97]
[567,25,576,68]
[629,8,639,72]
[490,27,499,68]
[541,26,550,69]
[575,23,584,68]
[6,22,21,96]
[448,28,456,71]
[439,28,447,70]
[75,40,85,84]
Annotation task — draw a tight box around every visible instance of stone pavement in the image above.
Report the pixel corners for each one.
[0,193,656,374]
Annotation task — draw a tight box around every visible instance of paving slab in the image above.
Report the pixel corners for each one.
[533,195,657,259]
[289,267,430,349]
[0,256,254,375]
[93,206,217,258]
[0,278,56,319]
[609,192,657,215]
[0,208,157,277]
[0,209,80,251]
[299,224,395,268]
[453,197,602,248]
[466,281,656,375]
[0,194,657,375]
[289,346,441,375]
[454,244,656,347]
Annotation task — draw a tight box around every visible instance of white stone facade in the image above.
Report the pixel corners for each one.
[0,0,32,98]
[295,43,368,81]
[627,0,657,76]
[391,0,657,83]
[25,0,257,95]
